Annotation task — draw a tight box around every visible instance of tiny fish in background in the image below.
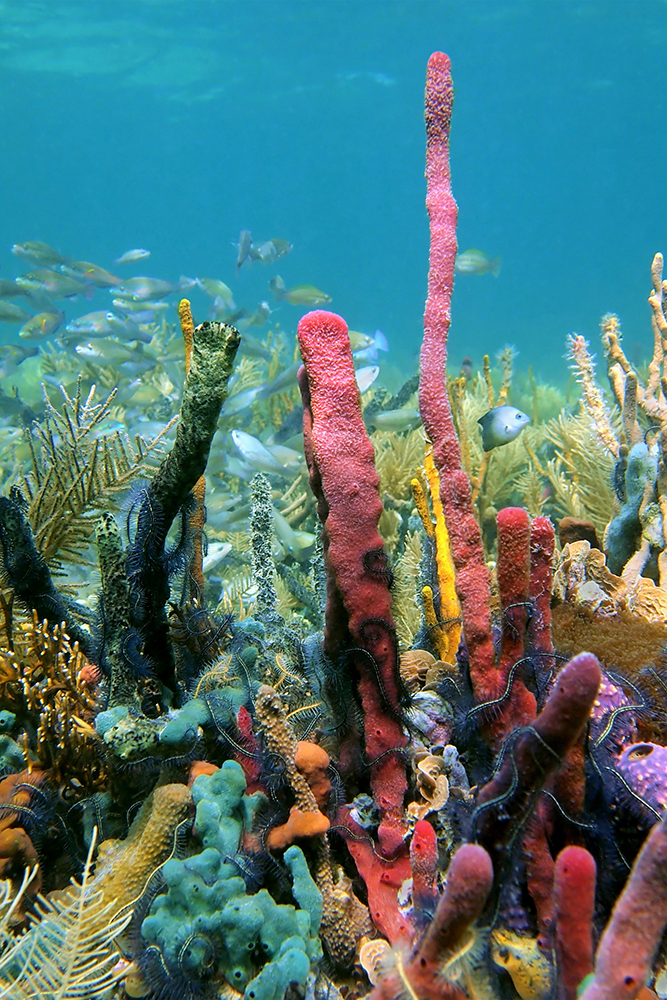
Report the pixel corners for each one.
[235,230,253,275]
[478,405,530,451]
[0,344,38,379]
[351,329,389,363]
[269,275,331,306]
[236,301,272,330]
[18,310,65,340]
[250,238,293,264]
[115,249,151,264]
[0,279,24,298]
[355,365,380,393]
[455,249,502,277]
[196,277,235,306]
[114,276,194,301]
[0,300,33,324]
[16,269,93,300]
[11,241,69,266]
[62,261,121,288]
[371,408,421,431]
[230,429,286,476]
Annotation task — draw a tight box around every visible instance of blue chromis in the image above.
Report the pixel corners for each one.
[478,406,530,451]
[455,249,502,277]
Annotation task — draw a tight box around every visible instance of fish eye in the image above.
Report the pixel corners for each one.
[515,414,522,420]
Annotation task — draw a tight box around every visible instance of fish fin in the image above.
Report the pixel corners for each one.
[269,275,286,301]
[491,256,502,277]
[374,329,390,352]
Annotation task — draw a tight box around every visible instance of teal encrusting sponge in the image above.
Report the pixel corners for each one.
[140,760,322,999]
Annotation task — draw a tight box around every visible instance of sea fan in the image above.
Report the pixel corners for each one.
[0,829,130,999]
[18,378,174,570]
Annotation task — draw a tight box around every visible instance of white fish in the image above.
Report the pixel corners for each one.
[197,277,234,302]
[268,443,303,468]
[352,329,390,363]
[355,365,380,393]
[224,386,264,416]
[231,429,286,476]
[272,509,299,553]
[75,339,135,362]
[202,541,232,573]
[115,249,151,264]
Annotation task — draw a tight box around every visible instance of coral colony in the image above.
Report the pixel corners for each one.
[3,48,667,1000]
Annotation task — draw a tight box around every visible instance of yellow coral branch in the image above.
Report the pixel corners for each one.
[422,448,461,662]
[178,298,195,373]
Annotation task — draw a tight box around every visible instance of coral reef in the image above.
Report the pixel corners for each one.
[0,45,666,1000]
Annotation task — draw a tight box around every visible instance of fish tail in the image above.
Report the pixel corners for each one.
[491,256,502,277]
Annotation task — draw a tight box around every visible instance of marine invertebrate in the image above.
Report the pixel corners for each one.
[255,684,330,850]
[368,842,493,1000]
[553,846,596,1000]
[581,808,667,1000]
[472,652,602,905]
[297,310,409,888]
[125,317,240,695]
[413,446,461,665]
[0,613,104,796]
[417,52,500,734]
[0,831,131,1000]
[15,378,171,569]
[141,760,322,1000]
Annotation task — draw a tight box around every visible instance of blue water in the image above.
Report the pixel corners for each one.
[1,0,666,383]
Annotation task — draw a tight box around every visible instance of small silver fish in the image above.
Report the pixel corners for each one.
[236,301,272,330]
[202,541,232,573]
[64,311,114,337]
[352,329,389,363]
[75,338,135,362]
[250,238,293,264]
[268,443,303,468]
[269,275,331,306]
[224,386,264,416]
[478,406,530,451]
[112,297,170,314]
[235,230,253,275]
[114,276,194,301]
[62,261,121,288]
[455,249,502,277]
[12,241,69,266]
[231,429,286,476]
[196,277,234,303]
[115,249,151,264]
[355,365,380,393]
[0,344,38,379]
[272,509,300,553]
[18,311,64,339]
[17,269,92,300]
[238,333,272,361]
[0,300,33,324]
[0,279,23,298]
[372,408,421,431]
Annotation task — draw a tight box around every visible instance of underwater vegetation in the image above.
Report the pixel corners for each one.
[0,47,667,1000]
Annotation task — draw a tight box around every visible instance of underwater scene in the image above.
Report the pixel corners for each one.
[2,2,667,999]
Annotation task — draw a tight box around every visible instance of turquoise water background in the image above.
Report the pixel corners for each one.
[1,0,666,383]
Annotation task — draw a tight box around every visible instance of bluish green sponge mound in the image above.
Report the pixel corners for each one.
[141,760,322,999]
